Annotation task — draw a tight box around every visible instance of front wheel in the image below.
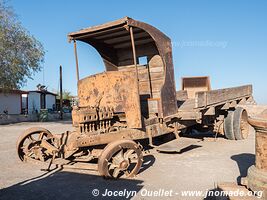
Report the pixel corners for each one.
[98,140,143,178]
[16,127,55,162]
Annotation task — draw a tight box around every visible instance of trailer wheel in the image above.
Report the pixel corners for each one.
[98,140,143,179]
[224,111,235,140]
[233,107,249,140]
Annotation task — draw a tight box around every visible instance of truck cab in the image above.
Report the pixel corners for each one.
[68,17,177,132]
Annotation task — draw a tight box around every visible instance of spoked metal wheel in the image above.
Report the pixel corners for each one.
[16,127,55,162]
[98,140,143,179]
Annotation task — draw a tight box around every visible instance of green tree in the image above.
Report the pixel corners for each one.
[52,88,73,100]
[58,90,73,100]
[0,1,45,89]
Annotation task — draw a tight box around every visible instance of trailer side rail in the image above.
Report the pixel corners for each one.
[195,85,252,109]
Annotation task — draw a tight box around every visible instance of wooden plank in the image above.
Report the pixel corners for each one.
[178,99,195,111]
[195,85,252,108]
[149,66,163,73]
[148,98,160,114]
[118,64,146,71]
[204,106,215,115]
[176,90,188,101]
[177,110,201,120]
[139,79,163,94]
[114,38,154,48]
[104,31,149,44]
[118,64,164,96]
[94,28,143,40]
[152,91,161,98]
[138,70,164,82]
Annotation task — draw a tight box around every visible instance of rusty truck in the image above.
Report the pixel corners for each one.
[17,17,254,178]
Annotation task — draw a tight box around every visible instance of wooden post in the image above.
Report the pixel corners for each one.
[147,63,153,98]
[60,65,63,120]
[129,26,139,81]
[73,40,80,81]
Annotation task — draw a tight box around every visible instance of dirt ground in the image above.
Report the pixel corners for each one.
[0,121,256,200]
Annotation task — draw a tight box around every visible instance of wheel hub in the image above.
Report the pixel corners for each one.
[119,160,129,170]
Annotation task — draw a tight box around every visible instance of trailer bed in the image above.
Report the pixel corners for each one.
[176,85,253,120]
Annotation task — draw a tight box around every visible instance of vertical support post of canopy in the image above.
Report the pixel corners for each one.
[129,26,139,82]
[73,40,80,81]
[59,65,63,120]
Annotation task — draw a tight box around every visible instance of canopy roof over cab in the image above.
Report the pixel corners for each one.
[68,17,171,70]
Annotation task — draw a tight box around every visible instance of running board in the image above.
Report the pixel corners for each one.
[156,137,201,153]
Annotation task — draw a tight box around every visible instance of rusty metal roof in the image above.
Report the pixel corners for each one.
[68,17,129,41]
[68,16,170,43]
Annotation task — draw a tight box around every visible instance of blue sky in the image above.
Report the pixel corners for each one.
[10,0,267,104]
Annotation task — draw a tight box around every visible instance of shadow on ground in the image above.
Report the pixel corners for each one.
[0,154,155,200]
[0,169,144,200]
[203,153,255,200]
[231,153,255,184]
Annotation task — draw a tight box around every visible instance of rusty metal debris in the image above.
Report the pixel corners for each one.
[16,17,255,178]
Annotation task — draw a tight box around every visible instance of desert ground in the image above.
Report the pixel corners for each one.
[0,119,257,200]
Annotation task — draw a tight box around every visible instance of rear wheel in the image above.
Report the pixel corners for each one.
[224,111,235,140]
[233,107,249,140]
[98,140,143,178]
[223,108,250,140]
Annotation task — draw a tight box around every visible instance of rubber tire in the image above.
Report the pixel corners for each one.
[224,111,235,140]
[233,107,249,140]
[98,140,143,178]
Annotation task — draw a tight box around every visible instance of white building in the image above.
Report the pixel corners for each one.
[0,89,28,114]
[27,90,57,114]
